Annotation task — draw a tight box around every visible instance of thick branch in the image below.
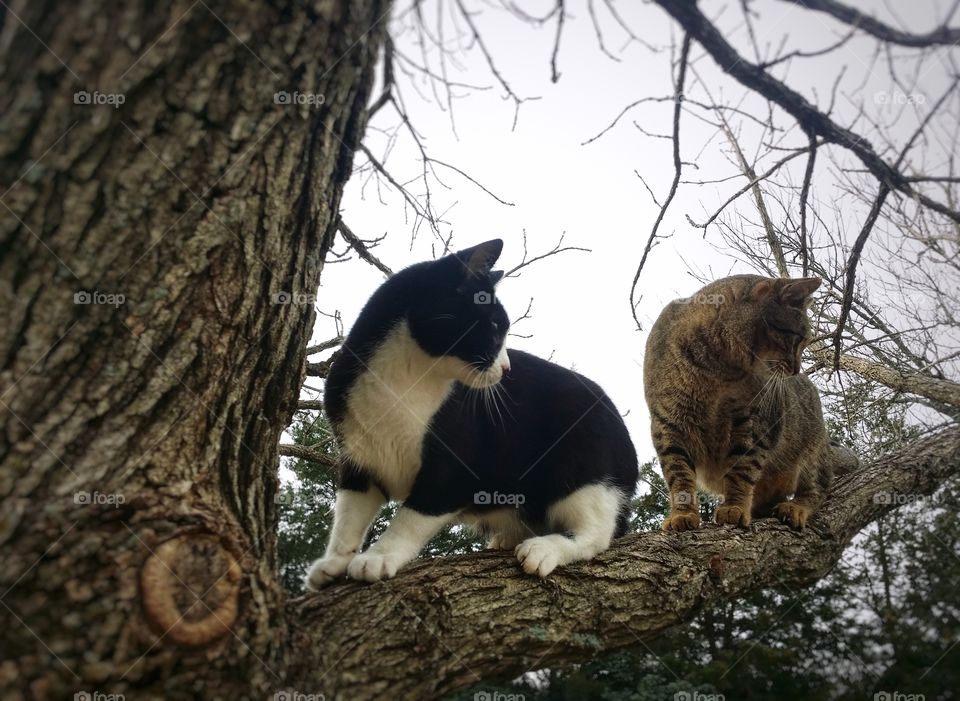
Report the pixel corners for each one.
[813,351,960,411]
[287,429,960,700]
[778,0,960,47]
[306,336,345,356]
[278,444,337,467]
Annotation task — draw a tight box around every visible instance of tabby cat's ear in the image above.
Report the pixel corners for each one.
[456,239,503,277]
[778,277,821,306]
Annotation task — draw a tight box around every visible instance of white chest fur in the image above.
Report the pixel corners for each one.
[339,322,457,500]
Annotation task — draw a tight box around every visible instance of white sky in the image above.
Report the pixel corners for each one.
[302,1,956,465]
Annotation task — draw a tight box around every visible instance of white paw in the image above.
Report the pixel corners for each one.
[346,551,404,582]
[305,553,354,591]
[515,536,564,577]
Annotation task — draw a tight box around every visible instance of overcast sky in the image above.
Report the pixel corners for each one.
[299,0,956,468]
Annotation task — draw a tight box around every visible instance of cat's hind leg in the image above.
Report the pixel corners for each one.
[515,483,624,577]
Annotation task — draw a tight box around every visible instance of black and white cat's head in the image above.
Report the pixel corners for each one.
[402,239,511,388]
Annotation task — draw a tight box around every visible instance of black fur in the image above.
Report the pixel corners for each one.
[324,240,639,534]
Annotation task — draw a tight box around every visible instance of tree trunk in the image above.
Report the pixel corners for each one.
[0,1,387,699]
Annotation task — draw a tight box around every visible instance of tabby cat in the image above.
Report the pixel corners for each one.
[305,239,638,589]
[643,275,857,531]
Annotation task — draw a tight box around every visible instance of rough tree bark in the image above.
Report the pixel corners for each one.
[1,3,958,701]
[0,1,388,699]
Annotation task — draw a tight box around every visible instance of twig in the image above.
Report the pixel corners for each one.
[629,34,691,330]
[305,336,345,356]
[338,220,394,276]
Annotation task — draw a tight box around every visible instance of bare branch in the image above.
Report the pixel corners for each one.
[550,0,566,83]
[778,0,960,47]
[651,0,960,224]
[799,133,818,276]
[305,336,345,356]
[278,444,337,467]
[628,34,691,330]
[502,231,590,278]
[832,183,891,367]
[338,220,394,277]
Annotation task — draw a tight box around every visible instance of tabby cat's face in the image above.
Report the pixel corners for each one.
[719,277,821,377]
[407,239,511,388]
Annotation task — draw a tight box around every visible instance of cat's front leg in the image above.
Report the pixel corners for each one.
[717,416,765,527]
[654,444,701,532]
[774,454,831,530]
[305,484,384,591]
[652,409,701,531]
[717,457,762,528]
[347,507,454,582]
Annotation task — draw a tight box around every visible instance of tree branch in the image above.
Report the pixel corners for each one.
[651,0,960,225]
[629,33,691,330]
[778,0,960,47]
[305,336,345,356]
[278,443,337,467]
[288,429,960,700]
[338,220,394,276]
[812,350,960,412]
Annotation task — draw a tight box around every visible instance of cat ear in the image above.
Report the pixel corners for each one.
[751,279,776,300]
[490,270,505,286]
[778,277,821,306]
[456,239,503,277]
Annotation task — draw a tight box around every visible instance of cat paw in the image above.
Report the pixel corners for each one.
[661,511,701,532]
[515,537,563,577]
[715,504,751,528]
[346,551,403,582]
[773,501,811,530]
[305,553,354,590]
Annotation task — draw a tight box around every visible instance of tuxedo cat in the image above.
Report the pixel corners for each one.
[305,239,638,589]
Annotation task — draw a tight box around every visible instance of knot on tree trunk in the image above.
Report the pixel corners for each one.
[140,534,241,647]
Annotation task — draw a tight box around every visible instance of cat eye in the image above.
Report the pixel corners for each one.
[768,322,802,338]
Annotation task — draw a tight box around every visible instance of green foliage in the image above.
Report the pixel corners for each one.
[276,411,339,594]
